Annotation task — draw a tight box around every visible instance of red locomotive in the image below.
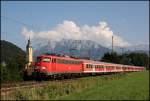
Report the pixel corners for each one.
[24,54,145,80]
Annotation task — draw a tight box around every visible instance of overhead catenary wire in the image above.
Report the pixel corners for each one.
[1,15,41,30]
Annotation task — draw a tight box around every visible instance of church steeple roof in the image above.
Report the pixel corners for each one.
[26,36,32,48]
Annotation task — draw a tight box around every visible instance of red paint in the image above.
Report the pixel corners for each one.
[34,54,145,75]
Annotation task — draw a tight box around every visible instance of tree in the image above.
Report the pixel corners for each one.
[101,52,149,70]
[0,64,10,83]
[119,54,133,65]
[101,52,121,64]
[128,52,149,67]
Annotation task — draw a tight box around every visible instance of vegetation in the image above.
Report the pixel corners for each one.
[1,71,149,100]
[1,40,26,83]
[101,52,149,69]
[0,40,149,84]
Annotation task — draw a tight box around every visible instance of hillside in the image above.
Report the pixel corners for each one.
[1,40,26,64]
[1,40,26,82]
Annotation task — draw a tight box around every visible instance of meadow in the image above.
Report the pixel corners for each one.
[1,71,149,100]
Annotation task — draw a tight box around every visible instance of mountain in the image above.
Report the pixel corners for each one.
[1,40,26,64]
[34,39,111,60]
[113,44,149,55]
[126,44,149,51]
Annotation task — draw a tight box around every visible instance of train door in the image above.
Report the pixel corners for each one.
[52,58,56,73]
[92,65,95,72]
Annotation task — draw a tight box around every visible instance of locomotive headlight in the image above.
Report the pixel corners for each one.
[41,66,46,69]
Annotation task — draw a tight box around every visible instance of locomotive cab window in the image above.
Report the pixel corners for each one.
[42,58,51,62]
[37,57,51,62]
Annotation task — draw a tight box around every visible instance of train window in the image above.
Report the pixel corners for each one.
[61,59,64,64]
[77,61,80,64]
[69,60,71,64]
[72,60,74,64]
[74,61,76,64]
[72,61,75,64]
[70,60,73,64]
[61,59,63,63]
[67,60,69,64]
[87,64,90,68]
[56,59,60,63]
[74,61,77,64]
[68,60,71,64]
[68,60,70,64]
[90,65,93,68]
[64,60,67,64]
[56,59,58,63]
[60,59,63,63]
[62,59,64,63]
[74,61,78,64]
[42,58,51,62]
[86,64,88,68]
[71,60,74,64]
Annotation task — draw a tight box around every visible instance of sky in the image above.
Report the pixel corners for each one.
[1,1,149,51]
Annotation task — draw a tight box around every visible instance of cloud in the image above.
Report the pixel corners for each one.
[22,27,34,39]
[21,20,130,48]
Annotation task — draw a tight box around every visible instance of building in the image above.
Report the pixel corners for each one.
[25,37,33,69]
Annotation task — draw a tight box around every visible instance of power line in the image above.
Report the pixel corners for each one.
[1,15,40,30]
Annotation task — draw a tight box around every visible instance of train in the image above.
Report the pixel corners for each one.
[23,54,145,80]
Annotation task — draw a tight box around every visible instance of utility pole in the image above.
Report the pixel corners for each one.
[89,49,91,60]
[112,35,113,53]
[120,47,124,55]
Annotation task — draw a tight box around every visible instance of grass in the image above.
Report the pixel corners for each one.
[1,71,149,100]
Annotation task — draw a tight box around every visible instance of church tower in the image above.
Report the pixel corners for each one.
[26,37,33,68]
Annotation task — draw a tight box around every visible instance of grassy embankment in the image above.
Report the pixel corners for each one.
[1,71,149,100]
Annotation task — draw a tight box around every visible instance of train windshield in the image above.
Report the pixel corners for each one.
[37,57,51,62]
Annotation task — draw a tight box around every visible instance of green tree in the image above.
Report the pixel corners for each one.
[101,52,121,64]
[119,54,133,65]
[0,64,10,83]
[101,52,149,70]
[128,52,149,67]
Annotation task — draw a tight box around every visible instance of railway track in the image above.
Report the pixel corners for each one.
[1,78,78,96]
[1,81,49,96]
[1,73,123,96]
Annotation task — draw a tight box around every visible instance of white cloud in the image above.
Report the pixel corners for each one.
[21,20,130,48]
[22,27,34,39]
